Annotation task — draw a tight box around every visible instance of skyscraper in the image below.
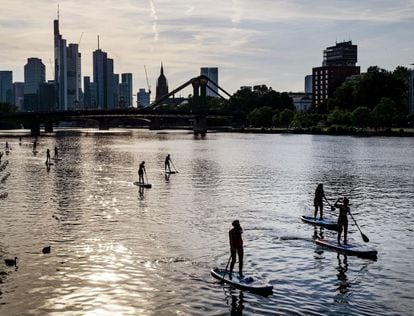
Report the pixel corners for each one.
[119,73,133,108]
[200,67,218,97]
[54,15,81,110]
[312,41,360,112]
[24,58,45,111]
[93,48,107,109]
[54,16,67,110]
[0,71,13,104]
[13,82,24,110]
[66,43,81,109]
[137,88,150,108]
[155,63,168,101]
[304,75,313,94]
[409,69,414,113]
[93,46,117,109]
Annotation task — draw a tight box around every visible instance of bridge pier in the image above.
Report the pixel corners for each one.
[193,116,207,135]
[30,122,41,137]
[149,118,161,130]
[44,121,54,133]
[99,119,110,130]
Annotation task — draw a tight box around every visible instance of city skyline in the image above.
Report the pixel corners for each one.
[0,0,413,99]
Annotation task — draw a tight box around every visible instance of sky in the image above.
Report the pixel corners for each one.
[1,0,413,101]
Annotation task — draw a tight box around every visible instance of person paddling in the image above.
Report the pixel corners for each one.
[334,197,350,245]
[165,154,172,173]
[54,146,59,159]
[46,149,51,165]
[138,161,147,184]
[314,183,329,220]
[229,220,244,278]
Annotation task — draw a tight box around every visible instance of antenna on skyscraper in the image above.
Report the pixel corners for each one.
[57,4,60,20]
[97,35,100,50]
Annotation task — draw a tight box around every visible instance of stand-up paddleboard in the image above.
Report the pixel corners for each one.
[133,181,152,188]
[315,238,377,259]
[211,267,273,295]
[45,161,54,166]
[301,215,338,231]
[165,171,177,174]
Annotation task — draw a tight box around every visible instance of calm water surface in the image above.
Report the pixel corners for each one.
[0,130,413,315]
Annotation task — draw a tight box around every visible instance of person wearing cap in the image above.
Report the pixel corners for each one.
[334,197,350,245]
[229,220,244,278]
[138,161,146,184]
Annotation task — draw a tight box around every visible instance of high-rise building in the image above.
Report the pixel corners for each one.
[304,75,313,94]
[409,69,414,113]
[66,43,81,109]
[137,88,150,108]
[24,58,45,111]
[0,71,13,104]
[119,73,133,108]
[54,15,81,111]
[155,63,168,101]
[39,82,56,112]
[54,17,67,110]
[200,67,218,97]
[312,41,360,112]
[13,82,24,110]
[93,47,117,109]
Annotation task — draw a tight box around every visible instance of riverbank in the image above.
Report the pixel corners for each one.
[212,126,414,137]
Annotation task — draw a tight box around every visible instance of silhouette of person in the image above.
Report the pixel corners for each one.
[19,137,22,145]
[138,161,146,184]
[229,220,244,278]
[334,197,350,245]
[314,183,328,220]
[5,141,9,151]
[33,140,37,151]
[165,154,172,173]
[46,149,51,164]
[54,146,58,159]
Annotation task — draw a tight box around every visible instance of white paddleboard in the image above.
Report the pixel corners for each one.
[211,267,273,295]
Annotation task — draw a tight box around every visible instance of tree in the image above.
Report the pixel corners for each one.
[351,106,371,127]
[370,97,398,128]
[279,109,295,127]
[247,106,274,127]
[327,108,351,125]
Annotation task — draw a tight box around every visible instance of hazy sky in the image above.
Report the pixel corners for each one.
[1,0,413,99]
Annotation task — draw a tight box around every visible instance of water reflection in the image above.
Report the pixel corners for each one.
[230,290,244,316]
[335,254,350,301]
[313,226,325,240]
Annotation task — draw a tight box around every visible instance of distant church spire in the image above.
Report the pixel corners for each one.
[156,62,168,101]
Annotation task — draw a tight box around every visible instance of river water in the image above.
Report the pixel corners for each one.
[0,129,413,315]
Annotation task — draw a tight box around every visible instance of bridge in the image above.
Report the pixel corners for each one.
[0,75,233,136]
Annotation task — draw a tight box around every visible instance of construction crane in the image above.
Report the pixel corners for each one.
[78,32,84,46]
[144,65,151,95]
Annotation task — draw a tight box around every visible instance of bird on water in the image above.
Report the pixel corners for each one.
[4,257,17,267]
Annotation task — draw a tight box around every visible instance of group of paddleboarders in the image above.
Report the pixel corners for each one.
[137,154,177,184]
[314,183,350,245]
[45,146,60,165]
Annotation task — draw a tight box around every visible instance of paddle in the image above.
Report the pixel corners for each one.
[349,211,370,242]
[145,171,149,185]
[171,159,179,173]
[221,254,232,283]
